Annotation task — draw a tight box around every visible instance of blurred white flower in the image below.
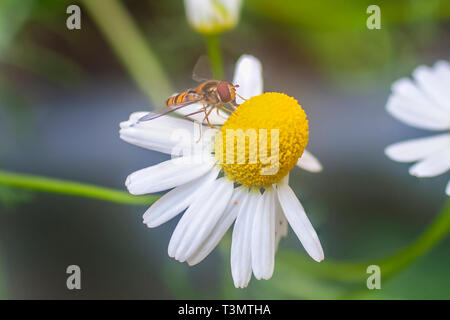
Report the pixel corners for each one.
[385,60,450,195]
[184,0,242,34]
[120,55,324,288]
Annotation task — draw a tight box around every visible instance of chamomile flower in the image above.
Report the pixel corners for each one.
[120,55,324,288]
[184,0,242,35]
[385,60,450,195]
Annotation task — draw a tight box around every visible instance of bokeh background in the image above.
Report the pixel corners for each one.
[0,0,449,299]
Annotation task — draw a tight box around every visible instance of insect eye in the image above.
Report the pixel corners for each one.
[217,81,231,102]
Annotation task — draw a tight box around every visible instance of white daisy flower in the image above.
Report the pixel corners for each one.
[120,55,324,288]
[385,60,450,195]
[184,0,242,35]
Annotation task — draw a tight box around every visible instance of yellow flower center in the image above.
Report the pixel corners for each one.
[214,92,309,187]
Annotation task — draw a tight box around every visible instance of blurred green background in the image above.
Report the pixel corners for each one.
[0,0,449,299]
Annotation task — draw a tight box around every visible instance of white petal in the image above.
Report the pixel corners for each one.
[230,191,260,288]
[120,112,148,127]
[386,91,450,131]
[434,61,450,86]
[274,195,288,250]
[446,180,450,196]
[142,168,219,227]
[187,186,247,266]
[413,63,450,112]
[233,55,263,104]
[391,77,449,118]
[385,133,450,163]
[409,148,450,178]
[120,112,201,154]
[280,173,289,185]
[296,150,323,172]
[168,177,234,262]
[276,184,324,262]
[167,175,217,258]
[251,189,276,280]
[125,154,215,195]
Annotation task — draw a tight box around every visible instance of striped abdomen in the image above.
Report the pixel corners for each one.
[165,90,201,107]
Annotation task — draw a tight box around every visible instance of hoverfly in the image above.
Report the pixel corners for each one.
[137,56,241,128]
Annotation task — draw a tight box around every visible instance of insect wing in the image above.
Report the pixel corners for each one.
[192,55,214,82]
[137,100,202,122]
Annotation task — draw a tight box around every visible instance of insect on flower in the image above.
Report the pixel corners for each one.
[138,56,242,128]
[120,55,324,288]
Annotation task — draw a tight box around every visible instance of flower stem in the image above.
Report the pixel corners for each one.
[81,0,173,106]
[205,34,224,80]
[0,170,158,205]
[277,199,450,283]
[377,199,450,276]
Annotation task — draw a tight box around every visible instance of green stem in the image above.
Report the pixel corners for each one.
[81,0,173,106]
[278,199,450,283]
[0,170,159,205]
[205,34,224,79]
[378,199,450,276]
[342,203,450,299]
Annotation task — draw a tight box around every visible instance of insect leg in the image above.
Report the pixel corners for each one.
[236,93,247,102]
[214,104,230,120]
[218,104,235,114]
[184,108,208,118]
[203,105,217,129]
[195,121,203,143]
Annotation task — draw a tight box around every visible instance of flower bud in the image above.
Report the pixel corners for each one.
[184,0,242,35]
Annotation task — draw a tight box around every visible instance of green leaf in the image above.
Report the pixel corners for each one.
[81,0,173,106]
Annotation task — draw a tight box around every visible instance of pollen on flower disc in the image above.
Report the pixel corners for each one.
[214,92,309,187]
